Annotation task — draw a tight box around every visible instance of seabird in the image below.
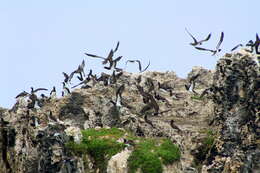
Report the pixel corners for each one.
[185,28,211,46]
[170,120,182,132]
[104,56,123,71]
[85,49,114,65]
[231,44,243,51]
[62,72,70,83]
[116,84,125,101]
[185,73,200,94]
[195,31,224,56]
[110,70,123,84]
[50,86,56,98]
[137,85,159,114]
[62,82,71,96]
[125,60,150,72]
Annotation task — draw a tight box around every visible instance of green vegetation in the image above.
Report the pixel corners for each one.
[66,128,126,172]
[191,95,203,101]
[128,139,181,173]
[66,128,181,173]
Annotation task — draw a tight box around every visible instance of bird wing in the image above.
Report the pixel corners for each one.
[114,56,123,62]
[185,28,197,44]
[33,88,48,93]
[103,49,114,65]
[114,41,120,53]
[140,61,150,72]
[200,33,211,42]
[195,47,214,52]
[68,71,76,81]
[216,32,224,50]
[15,91,29,98]
[231,44,243,51]
[85,53,105,60]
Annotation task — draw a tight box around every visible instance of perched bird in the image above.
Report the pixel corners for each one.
[231,44,243,51]
[195,32,224,56]
[50,86,56,98]
[137,85,159,114]
[62,72,70,83]
[125,60,150,72]
[62,82,71,96]
[185,28,211,46]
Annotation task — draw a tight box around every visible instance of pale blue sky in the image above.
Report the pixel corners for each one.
[1,1,259,108]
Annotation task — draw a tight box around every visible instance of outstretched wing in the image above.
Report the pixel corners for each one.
[114,41,120,53]
[200,33,211,42]
[85,53,105,60]
[195,46,214,52]
[216,32,224,50]
[185,28,197,44]
[140,61,150,72]
[33,88,48,93]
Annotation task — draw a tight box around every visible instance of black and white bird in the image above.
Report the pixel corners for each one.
[62,82,71,96]
[195,32,224,56]
[50,86,56,98]
[185,28,211,46]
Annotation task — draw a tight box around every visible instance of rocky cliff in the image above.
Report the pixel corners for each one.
[0,49,259,173]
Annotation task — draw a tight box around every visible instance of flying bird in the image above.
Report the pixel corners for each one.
[125,60,150,72]
[185,28,211,46]
[195,31,224,56]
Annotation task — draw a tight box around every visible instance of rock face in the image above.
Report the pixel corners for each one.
[0,49,259,173]
[201,51,260,172]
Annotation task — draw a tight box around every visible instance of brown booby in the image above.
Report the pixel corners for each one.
[195,32,224,56]
[125,60,150,72]
[185,28,211,46]
[136,85,159,114]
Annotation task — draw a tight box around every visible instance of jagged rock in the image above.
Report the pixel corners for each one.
[0,49,259,172]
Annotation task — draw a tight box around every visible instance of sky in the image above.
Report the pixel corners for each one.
[0,1,259,108]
